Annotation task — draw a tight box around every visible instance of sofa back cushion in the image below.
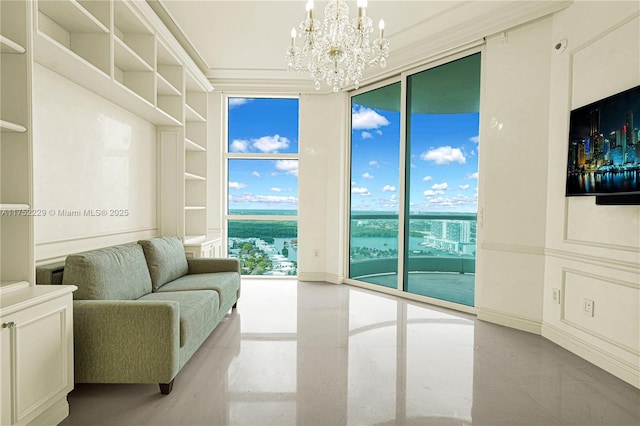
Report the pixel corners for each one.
[63,243,153,300]
[138,236,189,290]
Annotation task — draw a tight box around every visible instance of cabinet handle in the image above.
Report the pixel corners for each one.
[2,322,15,329]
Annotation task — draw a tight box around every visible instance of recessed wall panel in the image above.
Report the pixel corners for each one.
[563,270,639,355]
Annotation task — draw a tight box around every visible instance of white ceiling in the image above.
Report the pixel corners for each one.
[151,0,571,92]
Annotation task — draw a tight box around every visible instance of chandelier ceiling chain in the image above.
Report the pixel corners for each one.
[285,0,389,92]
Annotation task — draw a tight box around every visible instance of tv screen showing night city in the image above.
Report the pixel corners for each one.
[566,85,640,197]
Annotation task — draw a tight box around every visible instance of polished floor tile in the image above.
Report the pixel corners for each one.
[60,280,640,426]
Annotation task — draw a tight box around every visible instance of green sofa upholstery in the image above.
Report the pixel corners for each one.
[37,236,240,395]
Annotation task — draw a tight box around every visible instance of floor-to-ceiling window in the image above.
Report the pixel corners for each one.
[226,97,299,276]
[349,82,402,287]
[349,52,481,308]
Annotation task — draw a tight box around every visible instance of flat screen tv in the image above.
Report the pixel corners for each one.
[565,85,640,201]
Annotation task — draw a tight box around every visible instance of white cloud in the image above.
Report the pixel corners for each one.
[252,171,260,177]
[275,160,299,177]
[420,146,466,165]
[228,98,252,109]
[369,160,379,167]
[426,194,478,209]
[459,184,470,190]
[229,181,247,189]
[230,193,297,205]
[422,175,433,182]
[352,106,390,130]
[375,129,383,135]
[270,187,283,192]
[230,139,249,152]
[361,131,373,139]
[469,135,480,144]
[381,185,396,192]
[431,182,448,190]
[468,172,479,180]
[423,189,444,196]
[381,194,398,208]
[362,172,374,179]
[253,134,290,153]
[352,187,371,196]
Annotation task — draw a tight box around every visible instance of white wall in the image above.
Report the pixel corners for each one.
[32,64,157,263]
[475,16,553,333]
[541,2,639,388]
[298,92,348,283]
[206,2,640,388]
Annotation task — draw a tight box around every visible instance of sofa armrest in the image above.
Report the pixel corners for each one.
[73,300,180,384]
[187,258,241,275]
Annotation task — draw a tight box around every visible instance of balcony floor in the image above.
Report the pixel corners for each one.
[356,271,476,306]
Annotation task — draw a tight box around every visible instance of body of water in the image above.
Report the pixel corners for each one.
[351,236,466,257]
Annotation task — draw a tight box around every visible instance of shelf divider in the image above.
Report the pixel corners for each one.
[0,120,27,133]
[0,36,26,54]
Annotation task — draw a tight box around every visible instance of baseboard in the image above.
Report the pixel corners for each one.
[24,396,69,426]
[297,272,340,283]
[542,323,640,389]
[477,307,542,334]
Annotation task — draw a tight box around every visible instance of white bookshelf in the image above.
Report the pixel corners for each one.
[32,0,215,257]
[1,0,34,286]
[33,0,194,126]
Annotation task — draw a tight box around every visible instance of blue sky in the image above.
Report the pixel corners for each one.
[226,97,479,213]
[227,98,299,212]
[351,104,479,213]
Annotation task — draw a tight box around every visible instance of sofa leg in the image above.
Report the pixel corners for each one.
[232,301,237,309]
[159,380,174,395]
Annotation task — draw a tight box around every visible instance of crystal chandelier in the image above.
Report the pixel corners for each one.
[285,0,389,92]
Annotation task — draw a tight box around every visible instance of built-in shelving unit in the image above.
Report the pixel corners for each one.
[183,70,210,244]
[1,0,34,286]
[31,0,214,254]
[33,0,189,126]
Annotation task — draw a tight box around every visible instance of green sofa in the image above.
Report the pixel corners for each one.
[37,236,240,395]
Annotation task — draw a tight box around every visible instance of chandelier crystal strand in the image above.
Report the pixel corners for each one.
[285,0,389,92]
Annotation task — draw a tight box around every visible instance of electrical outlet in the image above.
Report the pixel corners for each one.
[583,298,594,317]
[314,249,320,257]
[552,288,561,304]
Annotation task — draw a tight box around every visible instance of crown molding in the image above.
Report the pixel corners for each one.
[149,0,573,94]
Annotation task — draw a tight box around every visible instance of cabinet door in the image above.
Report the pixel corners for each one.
[1,295,73,425]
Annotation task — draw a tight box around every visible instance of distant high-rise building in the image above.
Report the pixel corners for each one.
[590,109,600,137]
[625,111,633,147]
[610,131,617,149]
[577,142,586,166]
[620,126,627,161]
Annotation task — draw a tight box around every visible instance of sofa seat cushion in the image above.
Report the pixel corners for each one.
[138,237,189,290]
[64,243,153,300]
[156,272,239,309]
[139,290,219,347]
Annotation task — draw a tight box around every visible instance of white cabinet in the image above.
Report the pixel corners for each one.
[1,282,76,426]
[184,236,223,259]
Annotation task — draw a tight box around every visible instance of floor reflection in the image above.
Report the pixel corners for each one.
[63,279,640,426]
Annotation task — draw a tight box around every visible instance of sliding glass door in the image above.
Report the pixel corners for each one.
[349,53,481,308]
[405,54,480,306]
[349,82,401,287]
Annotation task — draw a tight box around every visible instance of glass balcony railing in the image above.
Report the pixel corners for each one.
[349,212,476,306]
